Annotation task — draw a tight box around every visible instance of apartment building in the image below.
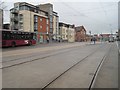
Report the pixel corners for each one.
[10,2,49,43]
[0,9,3,30]
[37,3,59,42]
[75,26,87,42]
[59,22,75,42]
[68,24,75,42]
[37,3,53,32]
[52,11,59,41]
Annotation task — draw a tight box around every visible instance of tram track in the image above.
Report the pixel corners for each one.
[88,45,111,90]
[2,43,112,88]
[40,44,110,89]
[2,44,87,63]
[1,44,89,69]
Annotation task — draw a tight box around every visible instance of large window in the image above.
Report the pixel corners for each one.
[50,16,53,22]
[19,14,23,21]
[34,15,38,32]
[2,31,35,40]
[46,26,49,32]
[25,6,30,10]
[34,15,38,22]
[46,19,49,24]
[34,23,38,32]
[40,18,42,22]
[19,6,24,10]
[40,26,42,29]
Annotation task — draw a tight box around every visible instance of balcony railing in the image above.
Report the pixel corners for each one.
[11,9,18,14]
[11,17,18,22]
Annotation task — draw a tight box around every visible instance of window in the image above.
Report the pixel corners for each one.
[66,35,68,38]
[40,18,42,22]
[46,26,49,32]
[30,7,34,12]
[19,14,23,21]
[19,23,23,29]
[19,6,24,10]
[46,19,49,24]
[34,23,38,31]
[25,6,30,10]
[50,23,52,28]
[40,26,42,29]
[50,16,53,22]
[34,15,38,22]
[66,30,68,33]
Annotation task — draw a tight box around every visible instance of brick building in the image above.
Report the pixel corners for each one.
[99,34,111,41]
[75,26,87,42]
[37,3,59,42]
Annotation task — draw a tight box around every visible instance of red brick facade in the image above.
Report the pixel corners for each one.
[37,16,49,43]
[75,26,87,42]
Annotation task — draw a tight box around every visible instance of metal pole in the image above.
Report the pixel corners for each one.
[30,11,31,32]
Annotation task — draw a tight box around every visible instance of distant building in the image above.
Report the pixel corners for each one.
[10,2,50,43]
[0,9,3,30]
[94,34,100,41]
[75,26,87,42]
[99,34,111,41]
[86,34,92,41]
[59,22,68,41]
[52,11,59,41]
[67,24,75,42]
[59,22,75,42]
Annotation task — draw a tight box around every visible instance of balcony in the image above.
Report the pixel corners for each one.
[19,19,23,23]
[11,17,18,23]
[11,25,18,30]
[11,9,18,14]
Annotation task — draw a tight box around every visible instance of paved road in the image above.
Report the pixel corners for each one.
[2,42,118,88]
[93,43,118,88]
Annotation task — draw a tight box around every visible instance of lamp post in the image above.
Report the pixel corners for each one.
[89,31,91,35]
[89,31,92,42]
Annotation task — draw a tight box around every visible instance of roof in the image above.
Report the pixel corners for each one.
[75,26,86,32]
[10,2,48,14]
[59,22,74,28]
[53,11,59,17]
[100,34,111,37]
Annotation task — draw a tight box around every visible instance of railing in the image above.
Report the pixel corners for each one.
[11,9,18,14]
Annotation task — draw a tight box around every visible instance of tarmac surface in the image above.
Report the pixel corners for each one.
[1,42,118,88]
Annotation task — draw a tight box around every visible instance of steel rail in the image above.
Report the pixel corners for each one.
[88,45,112,90]
[41,45,106,90]
[1,44,87,69]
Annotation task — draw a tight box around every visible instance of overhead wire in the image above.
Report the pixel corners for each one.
[99,1,116,33]
[61,2,117,32]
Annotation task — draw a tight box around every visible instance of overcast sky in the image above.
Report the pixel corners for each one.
[0,0,119,34]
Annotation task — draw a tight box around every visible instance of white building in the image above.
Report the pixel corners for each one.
[59,22,75,42]
[53,11,59,40]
